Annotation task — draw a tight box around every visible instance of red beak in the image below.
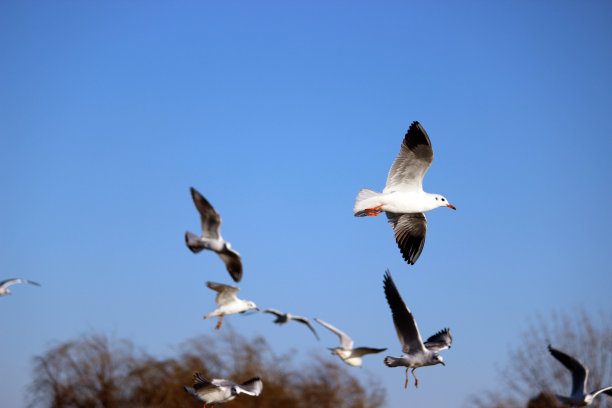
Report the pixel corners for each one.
[447,204,456,210]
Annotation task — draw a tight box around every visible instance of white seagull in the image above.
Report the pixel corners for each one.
[184,372,263,407]
[203,282,258,329]
[0,278,40,296]
[548,344,612,407]
[262,308,320,340]
[185,187,243,282]
[314,318,386,367]
[383,271,451,388]
[353,121,455,265]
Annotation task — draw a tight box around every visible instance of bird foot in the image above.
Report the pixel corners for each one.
[363,204,384,216]
[216,316,223,330]
[412,368,419,388]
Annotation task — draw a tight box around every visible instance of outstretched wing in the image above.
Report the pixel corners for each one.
[236,377,263,396]
[383,270,426,354]
[386,212,427,265]
[548,345,588,397]
[292,316,320,340]
[384,121,434,193]
[190,187,222,239]
[217,246,243,282]
[350,347,387,357]
[206,281,240,306]
[0,278,41,290]
[424,328,452,351]
[314,318,354,349]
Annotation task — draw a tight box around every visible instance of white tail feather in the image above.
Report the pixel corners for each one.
[353,188,382,216]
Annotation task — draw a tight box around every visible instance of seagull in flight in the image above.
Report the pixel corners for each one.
[383,270,451,388]
[0,279,40,296]
[314,318,386,367]
[262,308,319,340]
[184,372,263,407]
[203,282,258,329]
[548,344,612,407]
[354,121,455,265]
[185,187,243,282]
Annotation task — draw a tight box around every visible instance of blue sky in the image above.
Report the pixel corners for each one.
[1,1,611,407]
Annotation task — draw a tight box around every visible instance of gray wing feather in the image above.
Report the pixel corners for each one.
[548,345,588,397]
[383,271,426,354]
[314,318,354,349]
[237,377,263,396]
[262,309,283,317]
[384,121,434,193]
[0,279,40,289]
[351,347,387,357]
[190,187,222,240]
[206,282,240,306]
[387,213,427,265]
[217,247,243,282]
[424,328,453,351]
[292,316,320,340]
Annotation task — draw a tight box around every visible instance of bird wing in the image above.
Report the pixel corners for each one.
[206,282,240,306]
[548,345,588,397]
[236,377,263,396]
[314,318,354,349]
[292,316,320,340]
[192,373,217,391]
[190,187,222,240]
[589,386,612,400]
[0,278,40,289]
[262,309,283,317]
[217,246,243,282]
[424,328,453,351]
[383,270,426,354]
[383,121,434,193]
[350,347,387,357]
[386,213,427,265]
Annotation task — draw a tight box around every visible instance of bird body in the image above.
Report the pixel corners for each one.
[382,271,450,387]
[203,282,258,329]
[185,187,243,282]
[548,344,612,406]
[0,279,40,296]
[314,318,386,367]
[184,373,262,407]
[354,121,455,265]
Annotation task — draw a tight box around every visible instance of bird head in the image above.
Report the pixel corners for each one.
[246,301,258,311]
[433,353,445,366]
[432,194,455,210]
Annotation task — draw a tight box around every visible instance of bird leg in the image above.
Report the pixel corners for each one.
[364,204,384,216]
[404,368,410,388]
[412,368,419,388]
[216,316,223,330]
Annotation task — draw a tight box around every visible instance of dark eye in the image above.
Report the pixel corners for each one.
[435,197,439,200]
[441,198,445,201]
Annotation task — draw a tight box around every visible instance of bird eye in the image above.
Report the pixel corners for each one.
[435,197,439,200]
[441,198,445,201]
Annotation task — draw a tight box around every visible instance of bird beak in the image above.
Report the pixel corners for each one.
[441,361,446,366]
[446,204,456,210]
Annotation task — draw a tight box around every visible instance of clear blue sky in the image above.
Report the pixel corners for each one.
[1,1,611,407]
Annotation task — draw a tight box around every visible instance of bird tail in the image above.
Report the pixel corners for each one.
[183,386,196,397]
[353,188,382,216]
[384,356,402,367]
[185,231,205,253]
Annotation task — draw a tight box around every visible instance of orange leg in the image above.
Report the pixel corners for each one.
[412,368,419,388]
[364,204,384,216]
[216,315,223,330]
[404,368,409,388]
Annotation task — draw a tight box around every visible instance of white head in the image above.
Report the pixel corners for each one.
[432,353,445,366]
[246,301,258,311]
[432,194,456,210]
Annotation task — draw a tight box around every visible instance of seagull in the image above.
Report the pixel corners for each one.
[0,279,40,296]
[547,344,612,407]
[184,372,263,407]
[203,282,258,329]
[262,308,320,340]
[383,270,450,388]
[314,318,386,367]
[185,187,243,282]
[353,121,455,265]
